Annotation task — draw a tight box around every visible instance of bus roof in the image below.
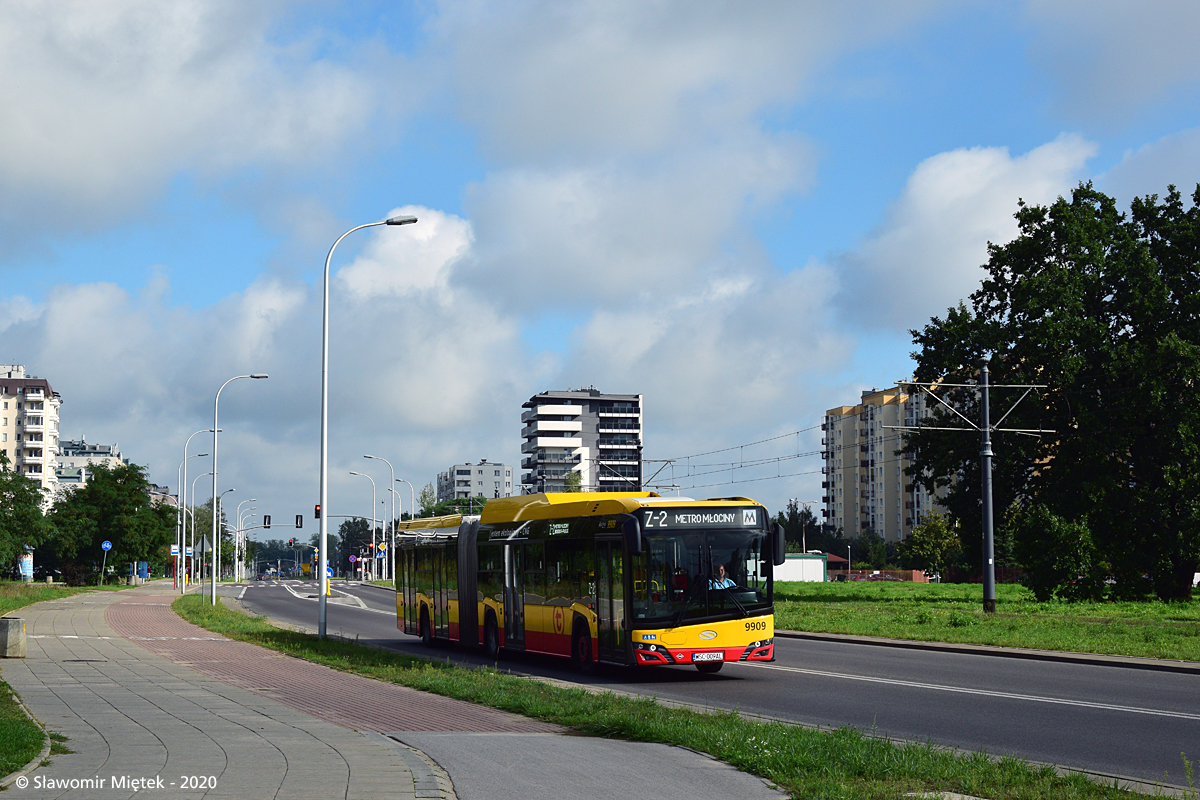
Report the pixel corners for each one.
[479,492,763,524]
[395,513,464,531]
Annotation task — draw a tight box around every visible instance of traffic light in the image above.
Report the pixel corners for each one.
[314,504,321,519]
[263,515,271,529]
[295,514,303,529]
[288,538,295,547]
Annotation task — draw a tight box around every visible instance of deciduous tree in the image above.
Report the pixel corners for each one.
[907,183,1200,600]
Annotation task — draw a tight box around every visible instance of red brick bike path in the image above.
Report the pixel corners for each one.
[105,594,561,736]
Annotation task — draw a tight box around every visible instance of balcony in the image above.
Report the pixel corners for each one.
[598,406,640,417]
[522,437,583,453]
[521,419,583,437]
[598,423,639,434]
[23,422,44,433]
[597,439,639,448]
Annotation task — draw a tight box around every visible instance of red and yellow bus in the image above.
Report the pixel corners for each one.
[396,492,785,673]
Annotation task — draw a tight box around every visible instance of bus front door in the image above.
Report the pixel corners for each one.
[596,538,625,663]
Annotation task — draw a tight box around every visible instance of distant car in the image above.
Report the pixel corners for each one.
[256,573,266,581]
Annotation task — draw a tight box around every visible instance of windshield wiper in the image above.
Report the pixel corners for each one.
[716,584,749,618]
[671,576,707,628]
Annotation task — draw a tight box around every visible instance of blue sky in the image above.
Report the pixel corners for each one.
[4,1,1199,531]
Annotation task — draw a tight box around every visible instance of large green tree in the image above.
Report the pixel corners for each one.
[907,183,1200,600]
[49,462,175,580]
[0,451,51,572]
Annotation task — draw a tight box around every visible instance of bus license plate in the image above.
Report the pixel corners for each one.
[693,652,723,662]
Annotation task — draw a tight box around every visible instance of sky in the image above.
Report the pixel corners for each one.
[3,0,1200,536]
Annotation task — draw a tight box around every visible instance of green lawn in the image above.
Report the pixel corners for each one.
[173,594,1178,800]
[774,581,1200,661]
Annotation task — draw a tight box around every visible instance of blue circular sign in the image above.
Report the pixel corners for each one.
[326,567,333,578]
[101,541,112,551]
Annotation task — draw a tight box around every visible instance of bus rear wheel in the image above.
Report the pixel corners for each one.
[419,607,433,646]
[695,661,724,674]
[571,624,594,674]
[484,615,501,660]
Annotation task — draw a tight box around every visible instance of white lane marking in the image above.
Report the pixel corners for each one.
[748,662,1200,722]
[270,582,392,614]
[237,586,247,600]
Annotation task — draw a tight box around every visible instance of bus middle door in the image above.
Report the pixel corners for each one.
[595,536,626,663]
[504,543,526,650]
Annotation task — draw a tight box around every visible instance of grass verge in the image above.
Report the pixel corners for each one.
[174,594,1168,800]
[0,679,45,778]
[774,582,1200,662]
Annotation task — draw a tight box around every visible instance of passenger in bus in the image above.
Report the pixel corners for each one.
[709,564,736,589]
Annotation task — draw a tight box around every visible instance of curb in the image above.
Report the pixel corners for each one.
[774,629,1200,675]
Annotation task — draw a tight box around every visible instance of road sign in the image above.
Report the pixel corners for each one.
[348,555,357,562]
[101,541,112,551]
[376,551,385,559]
[326,567,333,578]
[378,542,387,551]
[185,546,193,556]
[170,544,179,556]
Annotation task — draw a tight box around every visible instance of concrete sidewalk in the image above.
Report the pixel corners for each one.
[1,583,785,799]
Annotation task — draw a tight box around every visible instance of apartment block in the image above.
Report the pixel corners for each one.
[520,387,642,493]
[0,365,62,500]
[58,438,129,472]
[436,459,514,503]
[821,384,940,543]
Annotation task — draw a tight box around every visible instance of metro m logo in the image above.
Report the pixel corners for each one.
[743,509,757,526]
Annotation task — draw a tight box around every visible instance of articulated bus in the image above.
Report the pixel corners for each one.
[395,492,786,673]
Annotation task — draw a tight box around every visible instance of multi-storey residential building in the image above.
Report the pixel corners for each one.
[57,438,129,474]
[436,459,514,503]
[821,384,940,543]
[520,387,642,493]
[0,365,62,499]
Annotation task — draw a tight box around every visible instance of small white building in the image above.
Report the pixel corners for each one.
[775,553,828,582]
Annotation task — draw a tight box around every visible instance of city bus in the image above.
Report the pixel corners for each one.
[396,492,785,673]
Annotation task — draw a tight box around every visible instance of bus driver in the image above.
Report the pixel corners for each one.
[709,563,736,589]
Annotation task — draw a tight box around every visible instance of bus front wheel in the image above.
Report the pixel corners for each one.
[484,615,500,660]
[571,624,594,674]
[695,661,724,674]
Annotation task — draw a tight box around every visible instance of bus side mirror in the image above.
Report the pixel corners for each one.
[623,517,642,555]
[772,521,786,566]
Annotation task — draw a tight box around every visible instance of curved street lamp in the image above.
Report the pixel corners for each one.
[191,471,213,587]
[395,477,415,580]
[364,455,394,581]
[176,448,208,590]
[318,214,417,637]
[236,498,257,582]
[211,373,268,605]
[348,471,377,582]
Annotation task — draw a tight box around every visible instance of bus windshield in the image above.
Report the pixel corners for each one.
[631,530,771,625]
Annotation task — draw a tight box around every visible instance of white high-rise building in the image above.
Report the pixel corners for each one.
[821,384,941,543]
[0,365,62,502]
[521,387,642,493]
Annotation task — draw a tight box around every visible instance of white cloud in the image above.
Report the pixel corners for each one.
[0,0,394,250]
[833,133,1097,331]
[430,0,942,161]
[337,207,473,302]
[1100,128,1200,205]
[460,129,814,313]
[1023,0,1200,122]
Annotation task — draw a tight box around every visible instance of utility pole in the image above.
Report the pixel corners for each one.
[885,365,1052,613]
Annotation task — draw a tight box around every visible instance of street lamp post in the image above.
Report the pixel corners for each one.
[349,471,377,581]
[236,499,256,582]
[176,448,209,589]
[364,455,394,582]
[395,478,415,581]
[214,488,235,596]
[789,498,820,554]
[210,373,268,605]
[191,471,213,586]
[318,214,417,637]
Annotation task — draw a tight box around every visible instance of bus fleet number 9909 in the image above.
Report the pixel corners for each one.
[745,620,767,631]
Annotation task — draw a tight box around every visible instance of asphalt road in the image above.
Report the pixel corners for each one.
[231,579,1200,790]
